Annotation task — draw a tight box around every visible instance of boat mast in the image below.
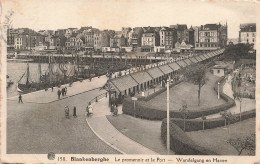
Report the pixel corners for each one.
[38,54,42,88]
[26,63,30,86]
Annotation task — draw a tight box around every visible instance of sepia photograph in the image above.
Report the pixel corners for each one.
[0,0,259,163]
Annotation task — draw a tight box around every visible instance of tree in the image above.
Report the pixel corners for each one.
[220,111,238,134]
[183,64,207,106]
[227,134,255,155]
[224,43,255,61]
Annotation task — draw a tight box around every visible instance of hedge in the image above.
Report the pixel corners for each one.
[172,109,256,132]
[122,76,236,120]
[161,119,218,155]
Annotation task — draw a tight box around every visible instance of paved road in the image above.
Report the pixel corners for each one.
[7,88,119,154]
[87,97,158,154]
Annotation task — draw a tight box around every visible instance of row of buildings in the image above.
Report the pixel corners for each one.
[9,22,254,53]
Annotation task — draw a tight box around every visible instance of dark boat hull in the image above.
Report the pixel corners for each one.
[17,83,38,93]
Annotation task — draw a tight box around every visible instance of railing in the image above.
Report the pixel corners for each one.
[88,92,108,105]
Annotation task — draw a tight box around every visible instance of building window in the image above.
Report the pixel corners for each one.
[253,38,254,42]
[247,33,249,37]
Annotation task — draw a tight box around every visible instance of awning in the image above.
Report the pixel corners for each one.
[176,60,188,67]
[110,75,138,92]
[194,56,203,62]
[158,64,173,74]
[130,71,153,84]
[168,62,181,71]
[198,54,207,60]
[183,58,193,65]
[207,52,214,57]
[146,67,164,79]
[189,57,199,63]
[203,53,211,59]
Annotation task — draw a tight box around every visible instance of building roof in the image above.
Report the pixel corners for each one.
[213,65,227,69]
[176,60,188,67]
[194,56,203,62]
[198,54,207,60]
[130,71,153,84]
[189,57,199,63]
[240,23,256,32]
[183,58,193,65]
[176,24,188,31]
[202,24,219,30]
[110,75,138,92]
[158,64,173,74]
[144,28,155,33]
[207,52,214,57]
[202,53,211,59]
[168,62,181,71]
[146,67,164,79]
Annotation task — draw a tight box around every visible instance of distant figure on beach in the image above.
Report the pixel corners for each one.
[18,94,23,103]
[57,89,61,99]
[73,106,77,118]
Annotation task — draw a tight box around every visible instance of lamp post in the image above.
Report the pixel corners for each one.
[166,77,170,155]
[218,82,220,99]
[239,97,242,122]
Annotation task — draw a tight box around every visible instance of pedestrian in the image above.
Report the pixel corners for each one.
[65,106,69,118]
[64,87,67,96]
[86,102,93,117]
[61,87,65,96]
[57,89,61,99]
[18,94,23,103]
[113,105,118,116]
[110,104,115,115]
[86,105,89,117]
[51,85,54,92]
[73,106,77,118]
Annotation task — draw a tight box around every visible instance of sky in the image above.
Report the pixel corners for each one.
[1,0,259,39]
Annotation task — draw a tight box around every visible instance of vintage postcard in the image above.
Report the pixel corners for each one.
[0,0,259,163]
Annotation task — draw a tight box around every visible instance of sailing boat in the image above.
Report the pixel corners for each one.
[17,63,40,93]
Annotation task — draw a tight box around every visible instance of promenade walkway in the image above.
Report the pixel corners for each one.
[206,74,255,119]
[87,97,158,154]
[8,75,108,104]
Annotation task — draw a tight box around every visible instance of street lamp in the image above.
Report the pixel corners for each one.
[218,82,220,99]
[239,97,242,122]
[166,77,170,155]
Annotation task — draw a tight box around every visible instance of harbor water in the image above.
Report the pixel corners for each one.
[7,62,49,98]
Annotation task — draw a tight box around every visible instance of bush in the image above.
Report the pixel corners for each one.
[172,109,255,132]
[161,119,218,155]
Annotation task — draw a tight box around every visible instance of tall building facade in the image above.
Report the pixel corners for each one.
[195,23,227,51]
[239,23,256,45]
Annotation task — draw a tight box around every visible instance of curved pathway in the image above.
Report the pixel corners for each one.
[86,97,158,154]
[206,74,255,119]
